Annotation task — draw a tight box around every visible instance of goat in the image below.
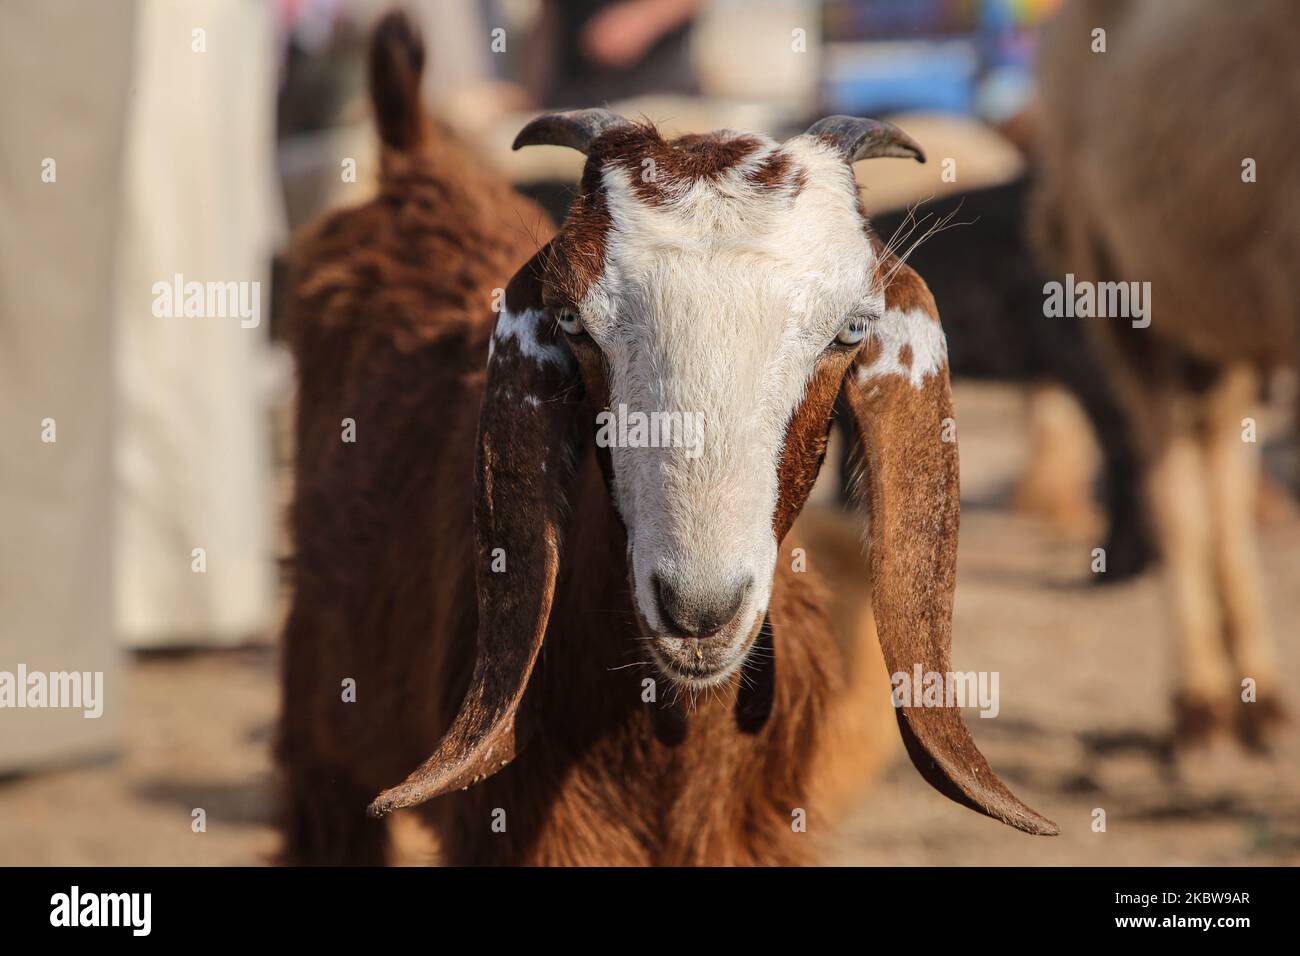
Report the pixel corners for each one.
[276,11,1056,865]
[1031,0,1299,750]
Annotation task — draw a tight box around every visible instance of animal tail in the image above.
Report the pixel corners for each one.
[368,9,426,152]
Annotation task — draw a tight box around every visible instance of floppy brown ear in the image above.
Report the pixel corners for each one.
[369,243,581,816]
[840,250,1058,836]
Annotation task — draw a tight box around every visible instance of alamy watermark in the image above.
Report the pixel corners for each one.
[0,664,103,718]
[891,665,1000,718]
[50,886,150,936]
[1043,273,1151,328]
[151,273,261,328]
[595,404,704,459]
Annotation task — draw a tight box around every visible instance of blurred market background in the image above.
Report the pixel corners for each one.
[1,0,1297,865]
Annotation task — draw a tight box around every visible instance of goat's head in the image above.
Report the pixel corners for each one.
[529,115,909,691]
[369,111,1057,837]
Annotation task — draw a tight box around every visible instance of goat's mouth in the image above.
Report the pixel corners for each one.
[647,640,749,689]
[639,608,767,690]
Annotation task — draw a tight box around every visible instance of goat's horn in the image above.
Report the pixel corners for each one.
[367,624,545,818]
[841,252,1056,837]
[804,115,926,164]
[512,108,629,155]
[368,242,581,818]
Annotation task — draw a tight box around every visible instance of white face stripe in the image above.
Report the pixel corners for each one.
[575,132,880,640]
[855,306,949,388]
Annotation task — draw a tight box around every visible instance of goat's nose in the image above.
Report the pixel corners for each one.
[652,572,750,638]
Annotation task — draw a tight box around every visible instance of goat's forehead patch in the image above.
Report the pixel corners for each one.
[546,126,873,310]
[590,125,790,188]
[581,131,874,329]
[590,126,806,204]
[593,129,856,231]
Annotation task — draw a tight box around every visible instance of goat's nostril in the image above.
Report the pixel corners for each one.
[696,579,748,637]
[652,572,693,637]
[652,573,750,639]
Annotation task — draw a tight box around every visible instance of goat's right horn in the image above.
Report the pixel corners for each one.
[368,240,583,818]
[803,115,926,164]
[512,108,630,155]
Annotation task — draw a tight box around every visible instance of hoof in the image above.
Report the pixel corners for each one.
[1093,524,1156,584]
[1235,697,1289,753]
[1171,694,1231,750]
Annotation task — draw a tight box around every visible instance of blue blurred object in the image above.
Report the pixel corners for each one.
[821,0,1048,118]
[825,0,978,39]
[823,39,978,115]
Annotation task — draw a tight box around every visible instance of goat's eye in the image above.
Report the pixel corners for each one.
[556,309,582,335]
[835,314,869,346]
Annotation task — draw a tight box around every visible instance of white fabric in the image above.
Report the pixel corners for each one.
[113,0,282,646]
[0,0,134,770]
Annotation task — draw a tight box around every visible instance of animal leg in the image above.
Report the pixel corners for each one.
[1147,412,1235,746]
[1203,364,1285,748]
[1051,333,1154,581]
[1099,317,1236,746]
[1013,383,1103,543]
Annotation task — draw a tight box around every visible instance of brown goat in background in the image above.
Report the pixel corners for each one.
[276,11,1055,865]
[1032,0,1300,751]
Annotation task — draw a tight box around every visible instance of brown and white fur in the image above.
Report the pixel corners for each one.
[1032,0,1299,750]
[276,12,1055,866]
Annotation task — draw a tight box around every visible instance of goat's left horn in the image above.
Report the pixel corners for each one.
[804,115,926,164]
[512,108,630,155]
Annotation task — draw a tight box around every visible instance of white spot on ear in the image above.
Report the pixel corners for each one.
[493,308,573,369]
[855,307,947,388]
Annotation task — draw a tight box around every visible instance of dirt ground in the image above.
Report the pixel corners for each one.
[3,382,1297,867]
